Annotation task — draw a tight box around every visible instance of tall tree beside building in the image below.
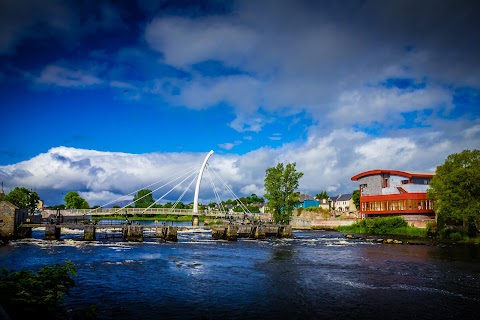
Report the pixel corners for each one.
[64,192,89,209]
[264,162,304,224]
[352,190,360,209]
[427,149,480,236]
[5,187,40,213]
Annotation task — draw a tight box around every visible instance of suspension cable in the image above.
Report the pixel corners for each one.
[87,162,200,214]
[170,172,199,211]
[208,164,251,214]
[114,164,200,214]
[140,167,199,213]
[205,165,227,214]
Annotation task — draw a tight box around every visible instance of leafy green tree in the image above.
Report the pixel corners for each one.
[6,187,40,213]
[64,191,89,209]
[133,189,155,208]
[248,194,261,203]
[233,206,244,212]
[352,189,360,209]
[0,261,78,318]
[427,149,480,236]
[264,162,304,224]
[315,191,329,200]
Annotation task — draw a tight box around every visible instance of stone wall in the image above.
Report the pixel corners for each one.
[357,175,382,195]
[0,201,16,239]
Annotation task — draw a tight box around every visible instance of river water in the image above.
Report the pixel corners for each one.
[1,224,479,320]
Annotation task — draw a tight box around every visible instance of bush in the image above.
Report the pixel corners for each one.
[338,216,427,237]
[449,232,464,241]
[426,221,437,237]
[0,261,78,319]
[356,216,408,234]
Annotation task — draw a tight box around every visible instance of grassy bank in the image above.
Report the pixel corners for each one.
[336,216,480,245]
[336,216,428,238]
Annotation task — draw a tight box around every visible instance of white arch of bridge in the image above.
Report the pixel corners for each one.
[86,150,252,217]
[193,150,214,214]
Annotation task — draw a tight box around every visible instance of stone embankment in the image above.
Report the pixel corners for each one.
[291,217,357,229]
[344,234,428,245]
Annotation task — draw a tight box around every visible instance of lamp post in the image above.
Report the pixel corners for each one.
[328,197,332,211]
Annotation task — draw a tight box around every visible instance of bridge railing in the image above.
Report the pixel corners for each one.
[42,208,260,217]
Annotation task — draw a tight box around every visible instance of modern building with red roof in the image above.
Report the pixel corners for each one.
[351,169,435,220]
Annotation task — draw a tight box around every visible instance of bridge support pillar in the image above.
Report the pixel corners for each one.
[45,225,60,240]
[123,225,144,242]
[84,225,96,241]
[211,226,226,240]
[192,215,199,226]
[278,225,293,238]
[254,225,266,239]
[226,224,238,241]
[14,226,32,239]
[156,226,178,242]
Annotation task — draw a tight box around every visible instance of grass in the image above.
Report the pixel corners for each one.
[337,216,428,238]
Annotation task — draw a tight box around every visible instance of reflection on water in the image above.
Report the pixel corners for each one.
[1,230,480,320]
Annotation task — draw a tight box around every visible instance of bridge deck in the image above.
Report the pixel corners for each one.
[25,223,212,230]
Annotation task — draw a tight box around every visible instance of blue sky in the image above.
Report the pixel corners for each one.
[1,0,479,206]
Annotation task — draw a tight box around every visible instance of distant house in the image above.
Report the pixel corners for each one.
[318,198,331,211]
[332,194,356,213]
[297,199,320,209]
[295,194,319,209]
[298,193,315,202]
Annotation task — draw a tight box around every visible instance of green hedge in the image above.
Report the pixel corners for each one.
[338,216,417,235]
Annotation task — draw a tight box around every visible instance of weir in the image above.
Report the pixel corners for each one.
[23,223,291,242]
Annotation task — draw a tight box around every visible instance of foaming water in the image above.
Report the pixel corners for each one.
[1,230,480,320]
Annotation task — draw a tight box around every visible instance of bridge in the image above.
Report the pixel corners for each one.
[16,150,292,242]
[43,150,263,226]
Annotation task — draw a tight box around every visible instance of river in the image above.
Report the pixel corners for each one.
[1,224,479,320]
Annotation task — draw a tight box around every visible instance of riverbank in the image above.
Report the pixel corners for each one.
[296,216,480,246]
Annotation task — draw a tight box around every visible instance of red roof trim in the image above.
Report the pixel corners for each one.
[351,169,434,181]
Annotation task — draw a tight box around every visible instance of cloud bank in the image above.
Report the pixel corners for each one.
[2,119,479,206]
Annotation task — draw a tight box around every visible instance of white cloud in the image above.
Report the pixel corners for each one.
[332,85,453,127]
[268,133,282,141]
[36,65,103,88]
[144,16,258,68]
[140,0,479,134]
[218,141,242,150]
[1,117,479,206]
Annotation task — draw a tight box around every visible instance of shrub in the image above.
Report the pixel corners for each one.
[449,232,464,241]
[0,261,79,319]
[356,216,408,234]
[426,221,437,237]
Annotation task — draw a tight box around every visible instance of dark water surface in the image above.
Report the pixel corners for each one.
[1,228,479,320]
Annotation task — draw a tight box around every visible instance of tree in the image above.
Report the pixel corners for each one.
[64,192,89,209]
[133,189,155,208]
[0,261,80,318]
[6,187,40,214]
[352,189,360,209]
[249,194,261,203]
[315,191,329,200]
[427,149,480,236]
[264,162,304,224]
